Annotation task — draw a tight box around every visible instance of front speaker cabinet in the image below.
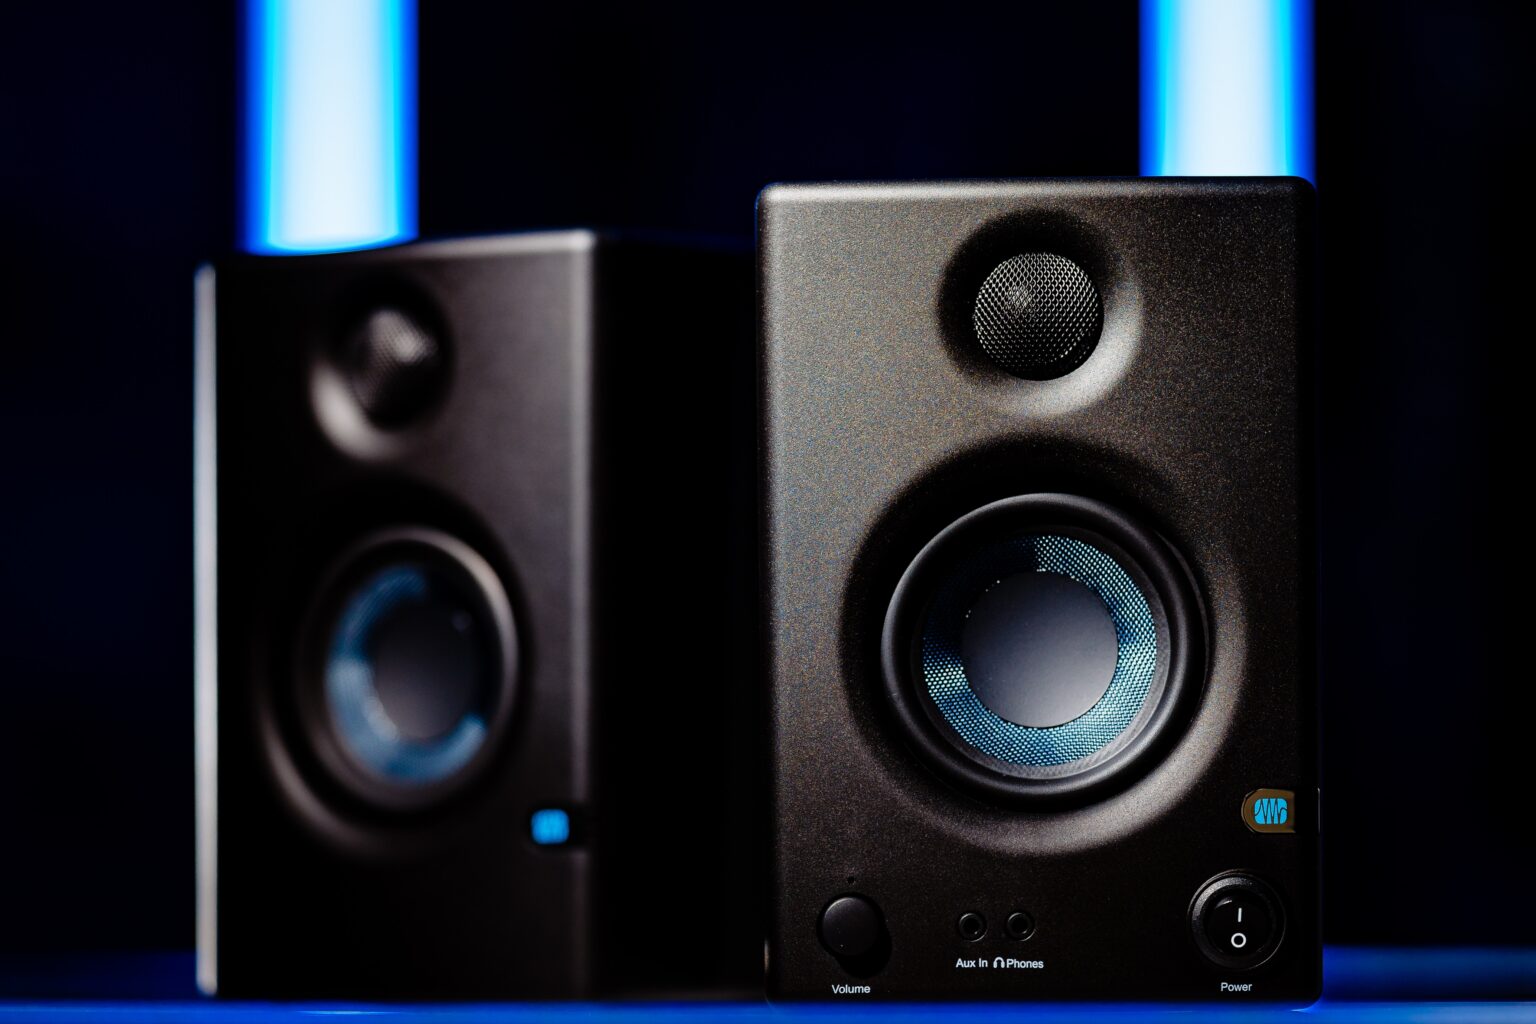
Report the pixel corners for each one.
[196,233,758,999]
[760,180,1319,1002]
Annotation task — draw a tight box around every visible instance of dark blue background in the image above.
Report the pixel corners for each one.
[0,0,1528,962]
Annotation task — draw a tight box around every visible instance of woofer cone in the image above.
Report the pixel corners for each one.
[296,528,518,813]
[880,494,1202,804]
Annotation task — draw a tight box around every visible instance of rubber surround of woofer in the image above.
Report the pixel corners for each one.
[880,494,1202,804]
[295,528,518,813]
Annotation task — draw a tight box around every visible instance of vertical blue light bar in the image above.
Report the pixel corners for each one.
[1141,0,1313,181]
[245,0,417,253]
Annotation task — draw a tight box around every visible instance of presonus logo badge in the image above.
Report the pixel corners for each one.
[1242,788,1297,834]
[1253,797,1288,825]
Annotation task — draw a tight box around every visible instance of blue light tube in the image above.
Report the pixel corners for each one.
[1141,0,1314,180]
[245,0,417,253]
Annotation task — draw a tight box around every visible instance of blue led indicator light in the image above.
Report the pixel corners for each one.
[530,808,571,846]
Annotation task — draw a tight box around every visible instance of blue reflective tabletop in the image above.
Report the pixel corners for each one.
[0,948,1531,1022]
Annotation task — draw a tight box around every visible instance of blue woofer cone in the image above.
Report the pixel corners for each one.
[880,494,1202,803]
[299,528,517,810]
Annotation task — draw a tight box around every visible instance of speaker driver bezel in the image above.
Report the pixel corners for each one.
[293,527,519,815]
[880,493,1204,805]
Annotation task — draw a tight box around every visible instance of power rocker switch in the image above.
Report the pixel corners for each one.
[1189,873,1285,969]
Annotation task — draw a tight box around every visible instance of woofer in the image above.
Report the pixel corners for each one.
[880,493,1202,803]
[296,528,517,813]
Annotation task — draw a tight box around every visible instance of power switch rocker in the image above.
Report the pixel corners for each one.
[1189,873,1285,970]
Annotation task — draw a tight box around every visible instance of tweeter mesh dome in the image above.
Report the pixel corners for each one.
[342,305,448,428]
[972,253,1101,379]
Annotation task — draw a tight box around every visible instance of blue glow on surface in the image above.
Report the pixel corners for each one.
[529,808,571,846]
[245,0,417,253]
[1,1000,1534,1022]
[2,948,1533,1017]
[1324,947,1536,1002]
[1141,0,1314,180]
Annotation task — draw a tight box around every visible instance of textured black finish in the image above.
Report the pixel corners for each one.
[202,233,758,999]
[972,253,1101,378]
[760,180,1318,1002]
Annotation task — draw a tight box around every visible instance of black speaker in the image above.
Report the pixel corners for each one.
[195,232,759,999]
[759,180,1318,1002]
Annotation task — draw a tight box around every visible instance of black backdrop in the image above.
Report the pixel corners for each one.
[1,1,1526,954]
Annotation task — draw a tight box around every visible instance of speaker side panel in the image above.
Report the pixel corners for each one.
[586,239,763,996]
[761,180,1318,1002]
[207,235,598,998]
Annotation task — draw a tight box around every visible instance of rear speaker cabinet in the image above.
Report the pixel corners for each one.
[196,233,758,999]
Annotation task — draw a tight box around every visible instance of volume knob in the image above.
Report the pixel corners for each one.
[819,894,884,959]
